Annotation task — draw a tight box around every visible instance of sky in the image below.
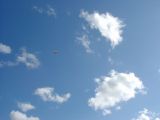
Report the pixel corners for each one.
[1,0,160,120]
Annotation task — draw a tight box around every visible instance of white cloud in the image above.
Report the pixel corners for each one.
[33,5,56,17]
[10,111,39,120]
[33,6,43,14]
[18,102,35,112]
[80,11,124,48]
[77,34,93,53]
[88,70,145,115]
[0,43,12,54]
[17,48,40,69]
[102,109,112,116]
[46,5,56,16]
[0,61,18,67]
[132,108,160,120]
[0,48,40,69]
[34,87,71,104]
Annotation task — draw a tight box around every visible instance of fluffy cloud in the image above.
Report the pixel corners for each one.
[77,34,93,53]
[18,102,35,112]
[17,48,40,69]
[34,87,71,104]
[10,111,39,120]
[88,70,145,115]
[80,11,124,48]
[0,43,12,54]
[33,5,56,17]
[132,108,160,120]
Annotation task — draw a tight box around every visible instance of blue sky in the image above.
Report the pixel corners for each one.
[1,0,160,120]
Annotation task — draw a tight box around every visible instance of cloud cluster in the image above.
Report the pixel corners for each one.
[10,86,71,120]
[18,102,35,112]
[80,11,124,48]
[132,108,160,120]
[35,87,71,104]
[10,111,39,120]
[0,49,40,69]
[33,5,56,17]
[0,43,12,54]
[77,34,93,53]
[88,70,145,115]
[17,48,40,69]
[2,8,153,119]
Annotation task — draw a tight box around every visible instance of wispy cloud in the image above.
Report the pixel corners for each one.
[0,61,18,67]
[35,87,71,104]
[17,102,35,112]
[77,34,93,53]
[132,108,160,120]
[80,10,125,48]
[88,70,145,115]
[108,57,114,65]
[0,43,12,54]
[10,110,39,120]
[33,5,56,17]
[46,5,56,16]
[17,48,40,69]
[33,6,43,14]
